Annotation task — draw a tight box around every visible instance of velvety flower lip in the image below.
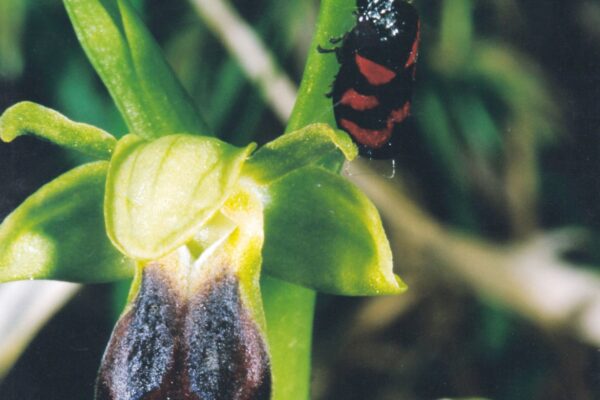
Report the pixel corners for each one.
[97,256,271,400]
[96,263,179,400]
[186,273,271,400]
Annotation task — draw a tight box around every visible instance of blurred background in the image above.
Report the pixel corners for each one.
[0,0,599,399]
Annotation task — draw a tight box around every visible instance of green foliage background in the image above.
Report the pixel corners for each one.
[0,0,599,399]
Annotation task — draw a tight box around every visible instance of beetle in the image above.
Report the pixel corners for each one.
[320,0,420,159]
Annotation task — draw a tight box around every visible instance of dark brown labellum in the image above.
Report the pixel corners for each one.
[95,263,271,400]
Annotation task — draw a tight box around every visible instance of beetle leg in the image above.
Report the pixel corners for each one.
[317,45,337,54]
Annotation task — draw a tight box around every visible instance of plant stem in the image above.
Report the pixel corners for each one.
[261,1,355,398]
[261,277,315,400]
[285,0,354,134]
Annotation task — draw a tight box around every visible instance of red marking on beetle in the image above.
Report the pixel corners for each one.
[340,119,393,148]
[339,101,411,149]
[355,54,396,85]
[405,20,421,69]
[389,102,411,124]
[340,88,380,110]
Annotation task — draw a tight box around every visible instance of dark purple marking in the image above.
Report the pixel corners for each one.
[95,264,271,400]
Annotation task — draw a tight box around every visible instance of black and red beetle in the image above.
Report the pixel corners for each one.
[320,0,420,159]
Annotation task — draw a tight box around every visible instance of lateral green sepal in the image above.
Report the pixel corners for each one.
[261,166,405,296]
[0,161,133,283]
[0,101,116,159]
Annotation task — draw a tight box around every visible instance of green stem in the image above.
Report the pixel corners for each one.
[261,277,315,400]
[286,0,355,134]
[262,1,355,398]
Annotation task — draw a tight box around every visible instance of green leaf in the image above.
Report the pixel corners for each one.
[244,123,357,182]
[0,162,133,283]
[437,0,474,73]
[0,0,26,79]
[63,0,208,138]
[451,92,503,158]
[0,101,116,160]
[415,86,465,187]
[105,134,255,260]
[262,166,405,295]
[468,43,557,142]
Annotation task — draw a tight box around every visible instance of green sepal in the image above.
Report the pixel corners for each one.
[0,161,133,283]
[244,123,357,182]
[0,101,116,159]
[63,0,208,138]
[105,133,255,261]
[262,166,405,296]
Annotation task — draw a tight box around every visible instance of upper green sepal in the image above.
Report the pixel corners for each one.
[0,101,116,159]
[261,166,405,296]
[105,133,255,260]
[244,123,357,182]
[0,161,133,283]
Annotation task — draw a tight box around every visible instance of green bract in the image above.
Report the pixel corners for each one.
[0,162,132,282]
[105,133,255,260]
